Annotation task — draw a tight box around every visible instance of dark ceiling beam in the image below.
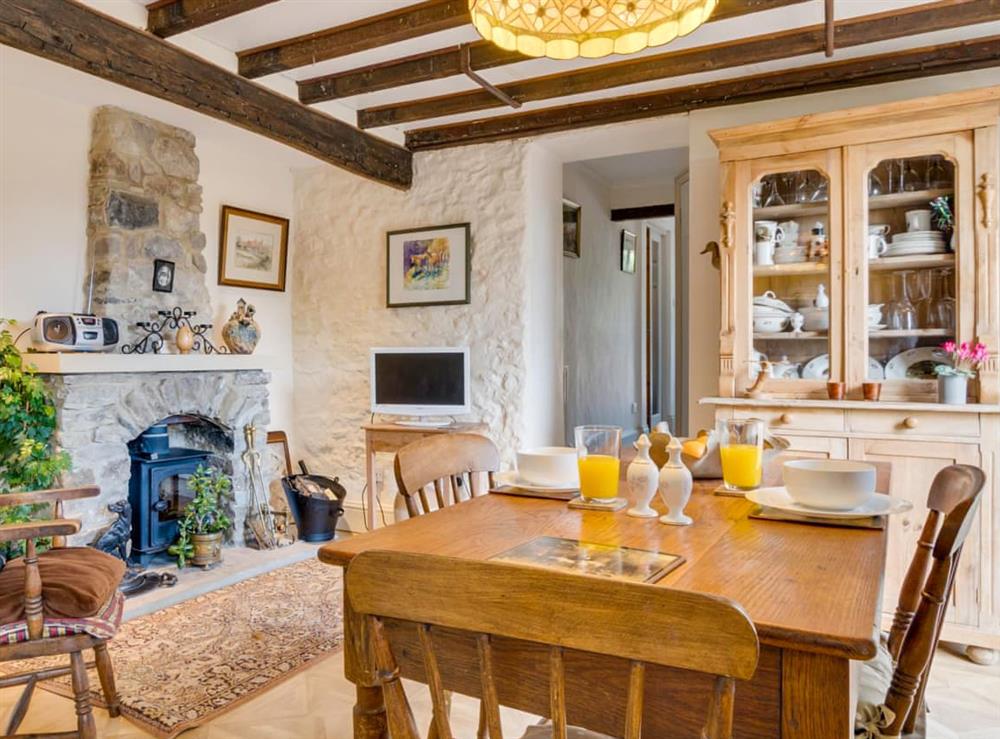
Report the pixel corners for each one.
[405,35,1000,151]
[0,0,412,189]
[361,0,1000,128]
[146,0,277,38]
[298,0,812,105]
[611,204,675,221]
[238,0,470,79]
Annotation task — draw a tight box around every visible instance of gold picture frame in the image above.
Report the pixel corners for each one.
[218,205,289,292]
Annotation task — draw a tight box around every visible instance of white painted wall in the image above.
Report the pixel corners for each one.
[562,162,643,441]
[0,47,313,433]
[291,140,563,529]
[685,69,1000,432]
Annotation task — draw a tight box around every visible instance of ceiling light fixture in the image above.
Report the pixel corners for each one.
[468,0,718,60]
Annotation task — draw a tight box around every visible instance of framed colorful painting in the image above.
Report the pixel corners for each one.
[386,223,471,308]
[218,205,289,292]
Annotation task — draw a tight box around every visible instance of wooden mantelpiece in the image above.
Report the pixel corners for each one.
[707,88,1000,664]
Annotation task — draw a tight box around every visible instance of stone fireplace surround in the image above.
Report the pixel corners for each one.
[41,363,270,544]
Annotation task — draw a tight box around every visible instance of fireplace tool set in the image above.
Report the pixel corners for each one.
[242,423,283,549]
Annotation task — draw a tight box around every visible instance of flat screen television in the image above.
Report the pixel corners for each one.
[370,347,470,422]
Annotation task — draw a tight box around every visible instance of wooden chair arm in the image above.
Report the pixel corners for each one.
[0,519,81,543]
[0,485,100,508]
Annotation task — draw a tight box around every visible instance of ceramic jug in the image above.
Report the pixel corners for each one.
[626,434,659,518]
[658,436,693,526]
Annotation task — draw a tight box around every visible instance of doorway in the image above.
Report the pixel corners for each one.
[561,148,688,442]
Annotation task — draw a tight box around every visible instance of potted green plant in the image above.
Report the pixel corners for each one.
[935,341,989,405]
[0,319,70,563]
[169,465,232,568]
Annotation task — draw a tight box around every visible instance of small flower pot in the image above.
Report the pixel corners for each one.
[938,374,969,405]
[191,532,223,568]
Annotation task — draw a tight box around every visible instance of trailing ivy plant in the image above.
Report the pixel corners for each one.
[168,465,233,568]
[0,319,71,560]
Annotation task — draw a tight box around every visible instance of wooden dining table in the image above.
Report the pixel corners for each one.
[319,481,887,738]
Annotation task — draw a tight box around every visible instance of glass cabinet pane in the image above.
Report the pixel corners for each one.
[751,169,832,382]
[866,155,955,381]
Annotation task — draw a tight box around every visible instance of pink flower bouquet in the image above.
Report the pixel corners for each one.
[936,341,989,379]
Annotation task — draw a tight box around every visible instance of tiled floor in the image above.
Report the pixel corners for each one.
[2,640,997,737]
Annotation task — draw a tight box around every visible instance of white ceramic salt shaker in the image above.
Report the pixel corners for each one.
[658,436,693,526]
[626,434,659,519]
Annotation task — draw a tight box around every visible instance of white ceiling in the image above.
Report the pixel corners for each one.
[580,148,690,187]
[120,0,1000,145]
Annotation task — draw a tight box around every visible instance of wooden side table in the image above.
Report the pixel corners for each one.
[362,422,488,530]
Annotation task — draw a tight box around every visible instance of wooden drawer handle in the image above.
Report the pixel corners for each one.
[902,416,919,429]
[778,413,793,425]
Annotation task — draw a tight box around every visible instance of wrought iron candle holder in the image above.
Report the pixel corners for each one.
[121,307,228,355]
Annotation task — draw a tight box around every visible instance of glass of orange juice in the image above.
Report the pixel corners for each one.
[574,425,622,505]
[718,418,765,492]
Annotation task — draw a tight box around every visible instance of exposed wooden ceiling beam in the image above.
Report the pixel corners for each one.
[611,204,675,221]
[146,0,277,38]
[405,35,1000,151]
[0,0,412,189]
[238,0,470,79]
[361,0,1000,128]
[298,0,811,105]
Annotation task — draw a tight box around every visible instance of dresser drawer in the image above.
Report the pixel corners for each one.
[847,410,980,437]
[732,407,845,433]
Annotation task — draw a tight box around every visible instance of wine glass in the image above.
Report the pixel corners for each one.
[925,156,951,190]
[902,159,921,192]
[868,167,885,197]
[763,176,784,207]
[908,270,932,327]
[795,172,811,204]
[810,176,828,203]
[928,268,956,330]
[886,270,918,331]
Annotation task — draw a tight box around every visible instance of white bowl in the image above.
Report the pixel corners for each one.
[754,314,787,333]
[783,459,876,511]
[516,447,579,487]
[800,306,830,331]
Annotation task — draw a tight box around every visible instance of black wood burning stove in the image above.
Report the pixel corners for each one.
[128,424,212,565]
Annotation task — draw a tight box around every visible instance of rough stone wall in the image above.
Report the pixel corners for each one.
[44,370,270,543]
[87,106,210,341]
[292,142,531,512]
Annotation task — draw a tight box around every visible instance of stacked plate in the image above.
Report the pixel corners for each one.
[884,230,947,257]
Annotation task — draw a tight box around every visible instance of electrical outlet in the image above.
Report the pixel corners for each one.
[631,402,639,414]
[374,470,384,491]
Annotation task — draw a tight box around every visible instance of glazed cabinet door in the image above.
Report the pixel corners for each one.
[720,149,843,399]
[844,132,975,401]
[849,438,982,627]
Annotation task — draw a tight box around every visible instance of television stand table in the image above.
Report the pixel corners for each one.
[361,421,488,530]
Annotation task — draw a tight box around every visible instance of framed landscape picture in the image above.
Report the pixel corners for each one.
[386,223,471,308]
[620,229,637,273]
[218,205,289,292]
[563,199,581,258]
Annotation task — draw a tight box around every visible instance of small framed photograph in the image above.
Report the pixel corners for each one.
[386,223,471,308]
[563,199,581,258]
[620,229,637,274]
[152,259,175,293]
[219,205,289,292]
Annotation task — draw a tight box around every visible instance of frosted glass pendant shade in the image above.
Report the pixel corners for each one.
[469,0,718,60]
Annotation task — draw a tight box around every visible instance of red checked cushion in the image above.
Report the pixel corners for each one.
[0,590,124,646]
[0,547,125,623]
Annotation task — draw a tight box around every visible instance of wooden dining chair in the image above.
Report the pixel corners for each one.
[346,550,760,739]
[394,434,500,518]
[855,464,986,738]
[0,485,125,739]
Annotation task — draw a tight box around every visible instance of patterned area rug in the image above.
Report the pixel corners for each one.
[1,558,343,738]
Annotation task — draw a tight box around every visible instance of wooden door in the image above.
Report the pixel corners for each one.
[849,438,982,627]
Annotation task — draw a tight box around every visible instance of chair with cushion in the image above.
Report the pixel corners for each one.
[346,550,760,739]
[394,433,500,519]
[0,485,125,739]
[854,464,986,738]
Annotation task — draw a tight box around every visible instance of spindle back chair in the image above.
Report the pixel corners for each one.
[882,464,986,736]
[394,434,500,518]
[345,550,760,739]
[0,485,122,739]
